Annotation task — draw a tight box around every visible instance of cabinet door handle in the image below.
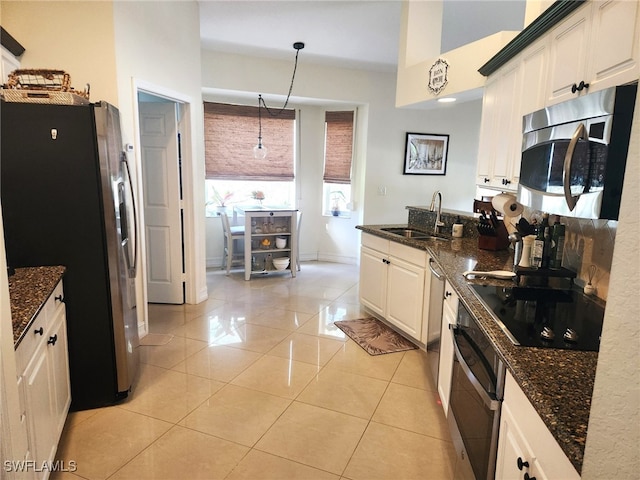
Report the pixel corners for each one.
[47,334,58,346]
[517,457,530,470]
[502,178,511,185]
[445,291,452,298]
[483,177,490,183]
[55,294,65,303]
[34,327,44,336]
[571,80,590,93]
[524,474,536,480]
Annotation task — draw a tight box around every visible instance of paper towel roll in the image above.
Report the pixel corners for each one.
[492,193,524,217]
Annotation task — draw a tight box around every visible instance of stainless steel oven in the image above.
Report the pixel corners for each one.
[449,301,506,480]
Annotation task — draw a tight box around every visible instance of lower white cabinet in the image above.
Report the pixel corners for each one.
[437,280,458,416]
[15,280,71,480]
[359,233,434,344]
[496,371,579,480]
[386,242,426,340]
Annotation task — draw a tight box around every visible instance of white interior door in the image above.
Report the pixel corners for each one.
[139,101,184,304]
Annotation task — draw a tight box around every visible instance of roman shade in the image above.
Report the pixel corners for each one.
[323,111,354,184]
[204,102,295,181]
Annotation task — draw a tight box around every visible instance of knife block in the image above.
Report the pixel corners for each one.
[478,221,510,251]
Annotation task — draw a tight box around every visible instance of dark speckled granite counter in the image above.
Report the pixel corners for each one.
[9,266,66,348]
[357,222,595,474]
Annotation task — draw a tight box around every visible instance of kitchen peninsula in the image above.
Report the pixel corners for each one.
[357,210,598,475]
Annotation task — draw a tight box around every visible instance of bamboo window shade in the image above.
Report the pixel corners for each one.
[323,111,354,184]
[204,102,296,181]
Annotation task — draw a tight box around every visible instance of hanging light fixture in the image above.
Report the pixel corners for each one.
[253,94,267,159]
[254,41,305,159]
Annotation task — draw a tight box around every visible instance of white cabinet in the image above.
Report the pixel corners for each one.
[518,38,549,119]
[476,56,528,192]
[546,0,640,106]
[242,208,298,281]
[386,242,426,340]
[495,371,580,480]
[437,280,458,416]
[1,45,20,84]
[359,235,389,317]
[15,280,71,480]
[478,0,640,193]
[477,36,550,192]
[359,233,434,344]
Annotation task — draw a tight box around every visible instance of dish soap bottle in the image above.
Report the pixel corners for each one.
[452,216,463,238]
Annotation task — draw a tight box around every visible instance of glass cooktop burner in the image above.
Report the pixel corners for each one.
[470,284,604,351]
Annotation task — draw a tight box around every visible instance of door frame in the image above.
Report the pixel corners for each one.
[131,79,200,335]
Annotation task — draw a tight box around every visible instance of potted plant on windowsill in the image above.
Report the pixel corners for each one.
[210,186,234,213]
[330,190,346,217]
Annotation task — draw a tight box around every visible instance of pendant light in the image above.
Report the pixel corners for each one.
[253,41,304,159]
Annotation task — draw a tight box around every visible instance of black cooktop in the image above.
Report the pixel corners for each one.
[470,284,605,351]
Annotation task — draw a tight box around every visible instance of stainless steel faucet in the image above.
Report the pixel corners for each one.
[429,191,445,234]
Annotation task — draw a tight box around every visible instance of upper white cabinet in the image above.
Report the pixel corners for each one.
[476,36,549,192]
[477,0,639,192]
[518,38,550,118]
[1,45,20,84]
[496,371,580,480]
[476,61,521,191]
[546,0,640,105]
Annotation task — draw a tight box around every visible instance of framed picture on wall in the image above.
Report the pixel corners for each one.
[403,132,449,175]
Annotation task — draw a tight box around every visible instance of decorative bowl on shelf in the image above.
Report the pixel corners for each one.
[272,257,290,270]
[275,237,287,249]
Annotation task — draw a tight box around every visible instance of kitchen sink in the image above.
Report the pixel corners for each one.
[381,227,448,241]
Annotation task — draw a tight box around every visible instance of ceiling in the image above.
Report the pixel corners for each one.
[198,0,527,73]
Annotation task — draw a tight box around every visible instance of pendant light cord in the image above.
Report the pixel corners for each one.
[259,43,303,117]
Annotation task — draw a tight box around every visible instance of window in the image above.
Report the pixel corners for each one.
[203,102,296,215]
[323,110,355,217]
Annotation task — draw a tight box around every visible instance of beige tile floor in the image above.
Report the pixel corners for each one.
[52,262,461,480]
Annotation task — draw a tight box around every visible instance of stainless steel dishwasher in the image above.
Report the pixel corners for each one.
[426,257,445,383]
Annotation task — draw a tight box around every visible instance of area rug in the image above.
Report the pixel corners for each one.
[334,317,417,356]
[139,333,174,346]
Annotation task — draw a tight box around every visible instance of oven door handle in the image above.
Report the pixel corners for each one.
[450,326,501,411]
[562,122,587,212]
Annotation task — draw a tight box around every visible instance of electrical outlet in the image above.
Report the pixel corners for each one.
[377,185,387,196]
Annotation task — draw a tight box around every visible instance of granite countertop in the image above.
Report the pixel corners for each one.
[9,266,66,348]
[357,223,595,474]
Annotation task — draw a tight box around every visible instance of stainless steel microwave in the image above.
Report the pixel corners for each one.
[518,83,637,220]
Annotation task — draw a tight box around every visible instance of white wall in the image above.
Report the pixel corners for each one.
[1,0,207,322]
[201,50,481,265]
[0,1,118,104]
[112,1,207,309]
[581,85,640,480]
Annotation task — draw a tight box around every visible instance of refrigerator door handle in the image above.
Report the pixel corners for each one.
[121,152,138,278]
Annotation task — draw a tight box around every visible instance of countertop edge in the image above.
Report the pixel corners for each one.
[10,266,66,348]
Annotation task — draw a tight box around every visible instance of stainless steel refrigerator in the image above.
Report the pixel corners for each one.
[1,100,139,411]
